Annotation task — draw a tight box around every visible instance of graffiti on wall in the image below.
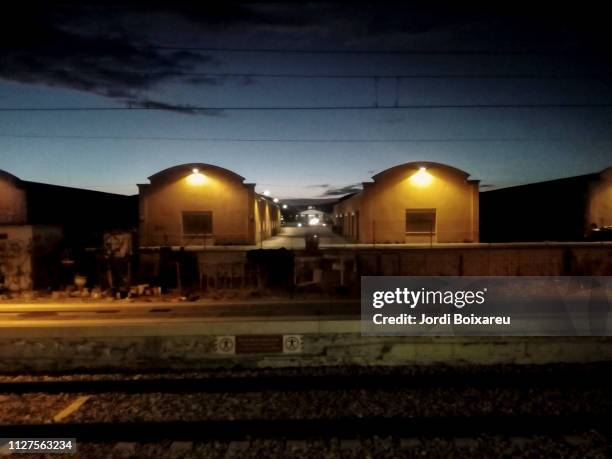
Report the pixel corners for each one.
[0,236,32,291]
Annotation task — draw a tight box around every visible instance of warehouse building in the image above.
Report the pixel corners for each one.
[138,163,280,246]
[333,162,480,244]
[0,169,137,244]
[0,169,137,290]
[480,166,612,242]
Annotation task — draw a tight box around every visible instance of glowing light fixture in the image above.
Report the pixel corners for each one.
[187,168,206,185]
[282,204,288,209]
[409,167,433,187]
[273,198,279,203]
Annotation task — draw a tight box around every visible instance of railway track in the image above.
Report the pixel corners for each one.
[1,363,612,394]
[1,364,611,455]
[1,415,611,442]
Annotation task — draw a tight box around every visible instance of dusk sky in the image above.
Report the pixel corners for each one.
[1,3,611,198]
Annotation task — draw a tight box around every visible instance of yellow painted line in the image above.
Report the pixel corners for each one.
[53,395,90,423]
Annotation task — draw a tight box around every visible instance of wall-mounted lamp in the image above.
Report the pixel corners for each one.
[273,198,279,203]
[409,167,433,187]
[263,190,271,196]
[187,168,206,185]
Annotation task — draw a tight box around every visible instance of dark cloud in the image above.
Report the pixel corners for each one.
[1,2,609,114]
[307,184,331,188]
[169,3,612,54]
[0,2,351,113]
[320,184,362,197]
[125,99,223,116]
[0,3,215,114]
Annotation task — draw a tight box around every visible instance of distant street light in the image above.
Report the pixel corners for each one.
[282,204,288,209]
[263,190,270,196]
[273,198,279,203]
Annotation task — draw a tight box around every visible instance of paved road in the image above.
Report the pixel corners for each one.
[261,226,349,249]
[0,299,360,324]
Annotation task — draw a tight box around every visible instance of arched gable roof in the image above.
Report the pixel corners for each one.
[0,169,22,184]
[599,166,612,177]
[371,161,471,182]
[147,163,245,183]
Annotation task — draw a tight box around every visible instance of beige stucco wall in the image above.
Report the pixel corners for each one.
[254,197,273,243]
[139,166,255,246]
[254,198,281,243]
[139,164,280,246]
[334,193,362,242]
[0,173,27,225]
[587,167,612,229]
[334,163,479,244]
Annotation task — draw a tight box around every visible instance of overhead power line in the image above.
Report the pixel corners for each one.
[1,134,611,143]
[63,70,612,80]
[1,103,612,112]
[140,45,607,57]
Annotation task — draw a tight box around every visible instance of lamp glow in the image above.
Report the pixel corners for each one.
[273,198,279,203]
[282,204,288,209]
[409,167,433,187]
[187,168,206,185]
[263,190,270,196]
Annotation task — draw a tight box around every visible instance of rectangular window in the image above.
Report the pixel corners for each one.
[405,209,436,233]
[182,211,213,235]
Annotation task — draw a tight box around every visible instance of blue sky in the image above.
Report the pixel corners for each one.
[1,3,611,198]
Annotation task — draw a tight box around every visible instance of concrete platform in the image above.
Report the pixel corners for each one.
[1,310,612,372]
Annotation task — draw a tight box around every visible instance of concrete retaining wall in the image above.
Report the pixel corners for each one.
[1,321,612,372]
[325,243,612,277]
